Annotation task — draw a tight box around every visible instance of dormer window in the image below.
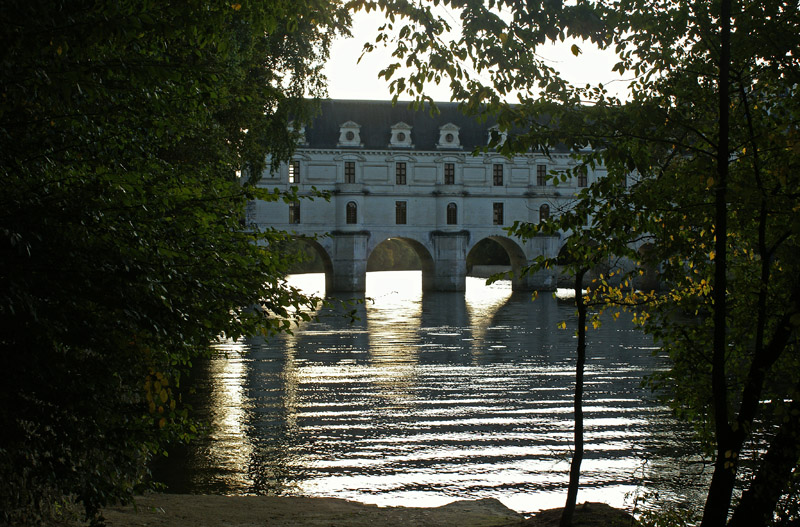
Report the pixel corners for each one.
[390,122,413,148]
[437,123,461,149]
[338,121,362,147]
[289,122,306,145]
[487,125,507,147]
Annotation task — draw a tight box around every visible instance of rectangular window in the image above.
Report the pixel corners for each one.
[493,164,503,186]
[396,162,407,185]
[344,161,355,183]
[444,162,455,185]
[493,202,504,225]
[536,164,546,186]
[289,202,300,224]
[395,201,407,225]
[288,160,299,183]
[578,170,588,187]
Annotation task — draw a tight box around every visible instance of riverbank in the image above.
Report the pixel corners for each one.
[96,494,638,527]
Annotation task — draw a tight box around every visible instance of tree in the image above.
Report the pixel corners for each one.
[0,0,349,523]
[354,0,800,524]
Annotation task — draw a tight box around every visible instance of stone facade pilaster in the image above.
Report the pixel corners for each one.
[328,231,370,292]
[429,231,470,292]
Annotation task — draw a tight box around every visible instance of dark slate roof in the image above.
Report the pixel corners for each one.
[303,99,499,151]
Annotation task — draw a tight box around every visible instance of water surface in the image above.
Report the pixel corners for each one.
[160,271,707,514]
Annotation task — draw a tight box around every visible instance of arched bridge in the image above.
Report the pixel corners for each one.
[249,100,607,292]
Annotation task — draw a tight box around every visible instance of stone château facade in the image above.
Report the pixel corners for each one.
[249,100,607,292]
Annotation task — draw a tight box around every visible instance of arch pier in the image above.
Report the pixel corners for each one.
[308,230,562,293]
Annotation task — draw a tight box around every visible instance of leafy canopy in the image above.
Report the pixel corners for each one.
[352,0,800,523]
[0,0,349,523]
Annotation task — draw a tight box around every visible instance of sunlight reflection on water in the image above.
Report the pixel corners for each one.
[163,271,707,515]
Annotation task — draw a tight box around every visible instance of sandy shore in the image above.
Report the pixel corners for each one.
[98,494,638,527]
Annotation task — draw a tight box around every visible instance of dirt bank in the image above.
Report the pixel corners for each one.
[98,494,638,527]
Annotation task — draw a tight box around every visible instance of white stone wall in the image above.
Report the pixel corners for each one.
[255,148,601,238]
[252,146,606,291]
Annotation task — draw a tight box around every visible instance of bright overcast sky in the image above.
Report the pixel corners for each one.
[324,10,628,102]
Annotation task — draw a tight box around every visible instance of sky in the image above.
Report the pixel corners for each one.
[323,10,629,102]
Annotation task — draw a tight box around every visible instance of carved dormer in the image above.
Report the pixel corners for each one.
[289,122,306,145]
[487,125,507,147]
[389,121,413,148]
[338,121,363,147]
[437,123,461,149]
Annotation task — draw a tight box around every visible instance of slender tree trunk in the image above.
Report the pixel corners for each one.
[560,269,587,527]
[728,385,800,527]
[701,0,734,524]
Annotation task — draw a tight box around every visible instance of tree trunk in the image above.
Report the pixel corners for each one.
[700,0,734,523]
[560,269,587,527]
[728,390,800,527]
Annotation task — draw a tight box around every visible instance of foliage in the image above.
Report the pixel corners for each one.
[631,490,702,527]
[0,0,349,523]
[352,0,800,524]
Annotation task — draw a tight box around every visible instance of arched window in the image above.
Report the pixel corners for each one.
[539,204,550,221]
[288,201,300,224]
[446,203,457,225]
[346,201,358,224]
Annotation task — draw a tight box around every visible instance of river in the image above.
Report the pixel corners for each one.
[156,271,708,514]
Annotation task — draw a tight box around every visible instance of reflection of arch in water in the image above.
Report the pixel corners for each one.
[364,274,423,399]
[464,278,513,355]
[244,295,372,492]
[417,291,471,363]
[467,235,529,290]
[199,339,258,492]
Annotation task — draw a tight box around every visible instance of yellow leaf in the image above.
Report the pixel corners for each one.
[557,321,567,330]
[159,418,166,429]
[709,250,715,261]
[231,3,242,10]
[159,388,168,403]
[57,45,62,55]
[570,44,581,56]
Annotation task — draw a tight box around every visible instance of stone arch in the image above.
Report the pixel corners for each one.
[366,235,436,290]
[289,236,335,291]
[468,235,529,290]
